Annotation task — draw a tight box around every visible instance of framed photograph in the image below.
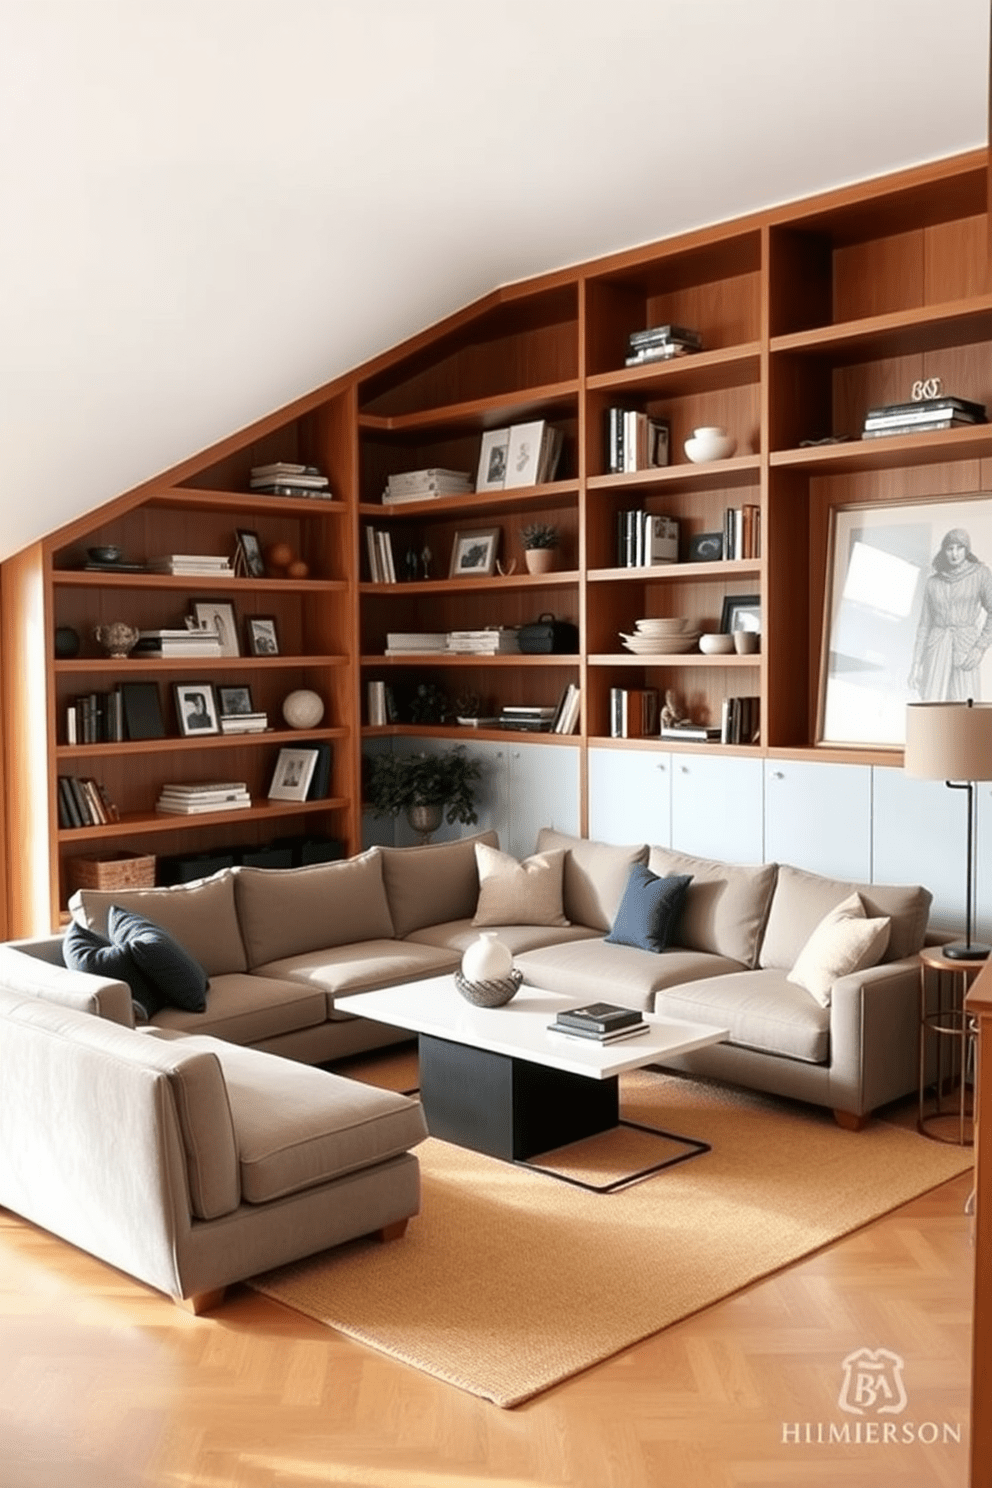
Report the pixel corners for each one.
[217,684,254,717]
[235,528,266,578]
[503,420,546,489]
[720,594,761,634]
[818,494,992,749]
[173,682,220,737]
[245,615,279,656]
[449,527,500,579]
[192,599,240,657]
[268,746,319,801]
[688,531,724,563]
[476,428,510,492]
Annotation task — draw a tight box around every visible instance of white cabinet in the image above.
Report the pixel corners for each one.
[587,747,672,847]
[872,766,971,937]
[670,752,764,863]
[764,759,871,881]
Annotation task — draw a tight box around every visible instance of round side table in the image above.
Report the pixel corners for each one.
[918,946,986,1144]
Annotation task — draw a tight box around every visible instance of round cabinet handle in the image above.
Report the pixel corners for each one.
[512,752,520,761]
[771,770,784,780]
[656,762,666,772]
[681,766,690,774]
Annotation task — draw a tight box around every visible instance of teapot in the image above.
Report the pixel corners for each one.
[93,621,139,658]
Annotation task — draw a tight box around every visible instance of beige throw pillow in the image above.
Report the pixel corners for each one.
[787,892,891,1007]
[472,844,570,927]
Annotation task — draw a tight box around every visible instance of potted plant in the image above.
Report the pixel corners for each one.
[520,522,559,575]
[364,746,482,842]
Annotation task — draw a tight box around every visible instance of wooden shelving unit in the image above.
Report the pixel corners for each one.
[3,148,990,933]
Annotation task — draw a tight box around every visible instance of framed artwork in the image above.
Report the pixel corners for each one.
[268,746,319,801]
[245,615,279,655]
[688,532,723,563]
[235,529,266,578]
[192,599,240,657]
[173,682,219,737]
[818,494,992,749]
[449,527,500,579]
[503,420,546,489]
[720,594,761,634]
[217,684,254,717]
[476,428,510,492]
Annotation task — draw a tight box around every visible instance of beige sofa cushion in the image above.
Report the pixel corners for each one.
[234,849,395,968]
[409,919,598,956]
[68,869,247,978]
[254,939,460,998]
[536,829,648,931]
[149,972,328,1046]
[177,1036,427,1204]
[786,893,891,1007]
[380,830,498,937]
[648,848,778,967]
[759,865,932,970]
[656,969,830,1064]
[472,844,569,927]
[515,937,743,1012]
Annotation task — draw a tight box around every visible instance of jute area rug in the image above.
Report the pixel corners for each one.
[249,1057,972,1408]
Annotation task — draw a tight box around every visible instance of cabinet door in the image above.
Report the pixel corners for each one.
[670,752,764,863]
[588,747,672,848]
[764,759,871,881]
[873,765,978,939]
[505,743,580,859]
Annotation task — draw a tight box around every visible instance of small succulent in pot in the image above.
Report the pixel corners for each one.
[519,523,560,550]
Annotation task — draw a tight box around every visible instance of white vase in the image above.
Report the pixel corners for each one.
[461,932,513,984]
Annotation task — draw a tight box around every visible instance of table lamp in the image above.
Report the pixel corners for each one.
[904,699,992,960]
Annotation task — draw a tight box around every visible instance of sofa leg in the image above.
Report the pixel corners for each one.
[377,1219,409,1243]
[177,1286,226,1315]
[833,1109,868,1132]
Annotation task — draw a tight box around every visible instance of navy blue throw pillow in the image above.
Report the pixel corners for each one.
[604,865,693,954]
[63,918,165,1021]
[108,905,209,1013]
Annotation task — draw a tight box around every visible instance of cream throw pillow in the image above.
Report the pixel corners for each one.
[787,892,891,1007]
[472,844,570,927]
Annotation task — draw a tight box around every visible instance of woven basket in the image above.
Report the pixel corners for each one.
[454,967,522,1008]
[66,852,156,893]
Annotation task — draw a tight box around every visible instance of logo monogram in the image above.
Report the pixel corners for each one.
[838,1349,908,1416]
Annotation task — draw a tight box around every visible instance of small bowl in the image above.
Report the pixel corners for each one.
[684,426,737,463]
[699,633,735,655]
[87,544,124,565]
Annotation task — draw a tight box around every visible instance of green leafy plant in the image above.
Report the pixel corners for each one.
[364,747,482,825]
[520,522,559,550]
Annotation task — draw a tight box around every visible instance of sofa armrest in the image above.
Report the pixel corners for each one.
[828,955,920,1114]
[0,941,135,1026]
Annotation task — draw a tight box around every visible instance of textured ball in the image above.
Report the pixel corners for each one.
[266,542,294,569]
[286,559,310,579]
[282,689,325,729]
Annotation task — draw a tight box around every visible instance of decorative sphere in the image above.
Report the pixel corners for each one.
[54,625,81,659]
[266,542,294,569]
[286,559,310,579]
[282,689,325,729]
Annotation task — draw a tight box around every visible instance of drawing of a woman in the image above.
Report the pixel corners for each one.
[909,528,992,701]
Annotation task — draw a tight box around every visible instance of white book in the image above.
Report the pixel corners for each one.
[156,798,251,815]
[365,526,382,583]
[368,680,387,726]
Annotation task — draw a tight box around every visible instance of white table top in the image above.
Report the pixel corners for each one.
[343,976,728,1081]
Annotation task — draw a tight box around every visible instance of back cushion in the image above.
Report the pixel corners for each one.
[233,849,395,967]
[380,830,499,937]
[759,864,932,970]
[536,829,648,932]
[68,869,247,977]
[647,848,778,967]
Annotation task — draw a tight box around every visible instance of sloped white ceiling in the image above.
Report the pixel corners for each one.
[0,0,988,559]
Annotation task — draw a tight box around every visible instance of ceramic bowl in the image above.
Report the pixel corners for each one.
[634,617,691,634]
[699,633,735,655]
[684,426,737,463]
[87,544,124,565]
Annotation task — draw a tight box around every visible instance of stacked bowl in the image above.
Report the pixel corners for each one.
[620,617,701,654]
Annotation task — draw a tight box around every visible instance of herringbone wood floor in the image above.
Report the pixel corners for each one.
[0,1165,974,1488]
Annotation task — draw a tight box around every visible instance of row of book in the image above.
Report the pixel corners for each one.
[365,526,399,583]
[382,468,473,504]
[383,630,520,657]
[624,323,702,369]
[860,395,986,440]
[57,775,118,829]
[365,681,581,733]
[249,462,334,499]
[609,687,658,739]
[605,408,670,474]
[548,1001,649,1042]
[723,504,761,561]
[616,511,679,568]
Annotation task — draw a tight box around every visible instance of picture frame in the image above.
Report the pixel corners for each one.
[217,684,254,717]
[192,599,240,657]
[173,682,220,737]
[449,527,500,579]
[503,420,546,489]
[720,594,761,634]
[688,531,724,563]
[235,528,266,578]
[268,746,319,801]
[245,615,279,656]
[476,428,510,492]
[817,493,992,749]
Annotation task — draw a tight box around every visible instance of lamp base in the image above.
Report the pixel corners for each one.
[941,940,992,962]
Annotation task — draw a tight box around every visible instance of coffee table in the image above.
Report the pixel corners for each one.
[344,976,729,1191]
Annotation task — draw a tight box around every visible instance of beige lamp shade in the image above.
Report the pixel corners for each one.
[904,701,992,782]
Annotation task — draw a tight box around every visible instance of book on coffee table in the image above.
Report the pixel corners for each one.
[554,1002,643,1033]
[547,1018,650,1042]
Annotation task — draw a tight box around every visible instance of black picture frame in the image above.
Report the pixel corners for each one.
[236,529,266,578]
[720,594,761,635]
[687,531,723,563]
[245,616,279,656]
[217,684,254,717]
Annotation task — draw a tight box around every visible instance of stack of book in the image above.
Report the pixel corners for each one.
[551,683,581,735]
[548,1001,650,1042]
[861,395,986,439]
[605,409,670,473]
[660,720,722,743]
[609,687,659,739]
[382,469,473,504]
[721,695,760,745]
[249,462,333,498]
[155,781,251,815]
[145,554,234,578]
[446,628,520,655]
[384,632,448,656]
[723,504,761,560]
[624,324,702,367]
[57,776,118,829]
[132,628,222,658]
[365,526,398,583]
[617,511,679,567]
[497,704,557,732]
[219,711,269,734]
